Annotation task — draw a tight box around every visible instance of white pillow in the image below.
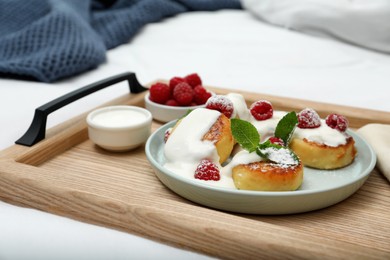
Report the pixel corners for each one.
[242,0,390,53]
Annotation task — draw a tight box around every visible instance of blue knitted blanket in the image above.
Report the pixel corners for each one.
[0,0,241,82]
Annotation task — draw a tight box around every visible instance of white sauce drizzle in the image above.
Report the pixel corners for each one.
[226,93,251,121]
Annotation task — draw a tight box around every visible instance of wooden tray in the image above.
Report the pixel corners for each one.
[1,77,390,259]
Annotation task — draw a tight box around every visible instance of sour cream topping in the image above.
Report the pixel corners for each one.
[293,120,347,147]
[251,111,286,142]
[164,108,220,165]
[164,108,236,188]
[250,110,347,147]
[226,93,251,121]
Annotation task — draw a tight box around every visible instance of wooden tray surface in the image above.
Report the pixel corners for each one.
[1,86,390,259]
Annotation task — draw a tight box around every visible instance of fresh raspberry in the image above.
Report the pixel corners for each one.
[205,95,234,118]
[194,159,220,181]
[149,83,171,104]
[297,108,321,129]
[165,99,179,106]
[193,85,212,105]
[169,77,185,93]
[164,128,172,143]
[184,73,202,88]
[268,136,285,146]
[250,100,273,121]
[325,114,348,132]
[173,82,194,106]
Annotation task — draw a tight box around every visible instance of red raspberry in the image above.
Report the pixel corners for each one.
[325,114,348,132]
[173,82,194,106]
[205,95,234,118]
[268,136,285,146]
[297,108,321,129]
[194,159,220,181]
[185,73,202,87]
[250,100,273,121]
[193,85,212,105]
[149,83,171,104]
[165,99,179,106]
[169,77,185,93]
[164,128,171,143]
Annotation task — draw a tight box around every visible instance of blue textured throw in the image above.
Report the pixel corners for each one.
[0,0,241,82]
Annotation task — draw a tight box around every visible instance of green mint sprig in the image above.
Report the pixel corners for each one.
[274,111,298,146]
[230,118,259,152]
[231,115,299,165]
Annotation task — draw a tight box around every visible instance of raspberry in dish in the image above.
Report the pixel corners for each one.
[193,85,212,105]
[173,82,194,106]
[149,83,171,104]
[169,77,185,92]
[149,73,212,107]
[184,73,202,87]
[165,99,179,106]
[290,108,356,169]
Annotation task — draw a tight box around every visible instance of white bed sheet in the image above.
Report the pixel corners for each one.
[1,10,389,259]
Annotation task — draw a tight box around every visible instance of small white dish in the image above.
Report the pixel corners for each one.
[87,105,152,152]
[145,121,376,215]
[144,92,208,123]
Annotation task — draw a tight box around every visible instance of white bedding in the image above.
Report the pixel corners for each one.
[242,0,390,53]
[1,10,389,259]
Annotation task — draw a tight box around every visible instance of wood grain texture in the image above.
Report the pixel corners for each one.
[1,87,390,259]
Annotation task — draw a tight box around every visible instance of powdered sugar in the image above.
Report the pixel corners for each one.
[206,95,234,118]
[258,147,298,166]
[297,108,321,129]
[294,119,348,147]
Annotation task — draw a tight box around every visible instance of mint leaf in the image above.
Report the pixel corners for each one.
[231,118,260,152]
[274,111,298,145]
[256,140,299,165]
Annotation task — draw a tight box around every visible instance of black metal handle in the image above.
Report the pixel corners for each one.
[15,72,148,146]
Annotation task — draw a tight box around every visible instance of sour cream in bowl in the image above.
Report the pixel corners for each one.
[87,105,152,151]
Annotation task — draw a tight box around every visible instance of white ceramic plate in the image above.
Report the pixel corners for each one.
[145,121,376,215]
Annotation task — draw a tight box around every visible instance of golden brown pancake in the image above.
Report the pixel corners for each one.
[290,136,356,169]
[232,160,303,191]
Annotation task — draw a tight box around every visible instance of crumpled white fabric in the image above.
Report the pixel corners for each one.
[242,0,390,53]
[357,124,390,184]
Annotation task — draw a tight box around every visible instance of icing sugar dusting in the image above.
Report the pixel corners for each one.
[260,147,298,166]
[297,108,321,128]
[207,95,234,110]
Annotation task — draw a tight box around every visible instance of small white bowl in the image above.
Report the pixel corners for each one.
[87,105,152,152]
[144,92,208,122]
